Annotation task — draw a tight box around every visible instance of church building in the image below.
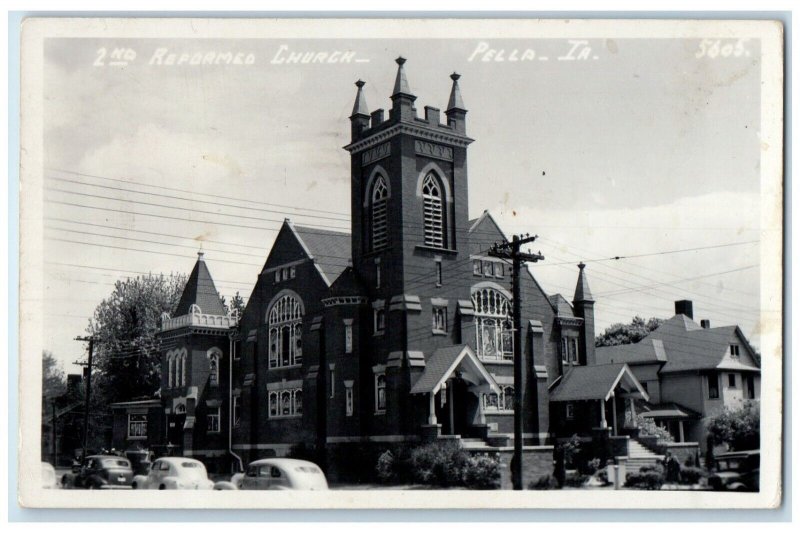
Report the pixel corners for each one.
[111,58,615,476]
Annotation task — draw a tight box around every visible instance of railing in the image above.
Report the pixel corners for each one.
[161,312,238,332]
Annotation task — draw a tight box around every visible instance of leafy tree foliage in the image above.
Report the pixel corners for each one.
[707,402,760,451]
[595,316,664,347]
[42,350,66,400]
[220,291,246,318]
[87,273,187,404]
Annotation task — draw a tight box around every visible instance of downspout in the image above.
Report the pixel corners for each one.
[228,333,243,472]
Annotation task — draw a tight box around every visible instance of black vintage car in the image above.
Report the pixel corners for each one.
[61,455,134,489]
[708,450,760,492]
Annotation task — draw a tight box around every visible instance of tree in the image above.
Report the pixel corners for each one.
[42,350,66,400]
[707,402,760,451]
[595,316,664,347]
[220,290,246,318]
[87,273,187,404]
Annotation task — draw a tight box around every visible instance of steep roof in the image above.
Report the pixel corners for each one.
[290,224,352,286]
[174,252,226,316]
[573,262,594,303]
[548,294,575,317]
[328,266,367,297]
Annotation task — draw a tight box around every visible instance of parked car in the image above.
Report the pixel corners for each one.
[41,462,57,489]
[60,455,134,489]
[214,458,328,490]
[132,457,214,490]
[708,450,760,492]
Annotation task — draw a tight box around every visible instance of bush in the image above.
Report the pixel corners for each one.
[463,455,501,490]
[595,468,609,485]
[376,450,396,483]
[563,472,590,487]
[529,475,559,490]
[624,470,664,490]
[708,402,760,451]
[680,466,705,485]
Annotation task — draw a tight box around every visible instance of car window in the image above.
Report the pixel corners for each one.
[151,461,160,471]
[295,466,321,474]
[102,459,131,468]
[257,465,271,477]
[246,466,258,477]
[270,467,282,479]
[181,462,200,468]
[159,462,171,471]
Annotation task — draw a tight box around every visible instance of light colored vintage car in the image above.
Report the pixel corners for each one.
[132,457,214,490]
[214,458,328,490]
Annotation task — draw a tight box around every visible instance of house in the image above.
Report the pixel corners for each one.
[595,300,761,450]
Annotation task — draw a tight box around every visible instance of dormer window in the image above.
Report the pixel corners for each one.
[730,344,741,358]
[189,304,201,315]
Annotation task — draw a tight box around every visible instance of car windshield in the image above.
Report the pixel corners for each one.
[102,459,131,468]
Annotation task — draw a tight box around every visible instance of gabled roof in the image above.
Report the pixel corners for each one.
[549,363,649,402]
[548,294,575,317]
[468,210,507,254]
[410,345,499,395]
[639,402,700,420]
[289,223,351,286]
[328,266,366,297]
[600,314,761,374]
[174,252,226,316]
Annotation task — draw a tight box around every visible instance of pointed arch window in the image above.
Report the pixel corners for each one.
[422,172,444,248]
[371,175,389,251]
[267,294,303,368]
[471,287,513,361]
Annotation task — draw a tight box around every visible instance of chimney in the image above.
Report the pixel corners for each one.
[701,319,711,329]
[675,300,693,319]
[66,373,82,396]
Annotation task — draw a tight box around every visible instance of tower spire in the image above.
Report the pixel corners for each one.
[392,56,413,97]
[351,79,369,117]
[573,262,594,303]
[446,72,466,112]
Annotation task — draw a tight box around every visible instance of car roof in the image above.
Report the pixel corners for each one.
[88,455,129,460]
[157,457,204,465]
[248,458,321,469]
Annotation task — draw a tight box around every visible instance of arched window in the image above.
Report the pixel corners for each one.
[371,175,389,251]
[422,172,444,248]
[267,294,303,368]
[471,287,513,361]
[175,403,186,415]
[207,348,221,386]
[166,351,174,388]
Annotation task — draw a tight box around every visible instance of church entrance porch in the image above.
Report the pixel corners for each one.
[411,344,499,442]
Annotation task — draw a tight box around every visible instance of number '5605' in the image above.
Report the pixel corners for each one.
[695,38,752,59]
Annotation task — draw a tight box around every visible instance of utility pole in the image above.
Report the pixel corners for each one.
[489,234,544,490]
[74,336,94,460]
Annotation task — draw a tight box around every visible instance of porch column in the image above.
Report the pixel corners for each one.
[599,399,607,429]
[611,392,618,436]
[678,420,685,442]
[428,392,437,425]
[628,397,638,427]
[447,379,455,435]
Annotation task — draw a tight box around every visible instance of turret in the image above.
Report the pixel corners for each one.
[573,262,596,366]
[350,79,370,141]
[445,72,467,134]
[390,56,417,121]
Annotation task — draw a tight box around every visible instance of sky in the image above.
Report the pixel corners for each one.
[41,36,764,373]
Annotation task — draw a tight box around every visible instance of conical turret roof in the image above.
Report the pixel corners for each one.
[573,262,594,303]
[174,251,227,316]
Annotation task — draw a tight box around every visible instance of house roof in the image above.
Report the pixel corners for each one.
[640,402,700,420]
[595,338,667,365]
[174,252,226,316]
[290,223,351,286]
[410,344,499,395]
[599,314,761,374]
[549,363,648,402]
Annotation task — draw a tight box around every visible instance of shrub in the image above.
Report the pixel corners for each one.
[708,402,760,451]
[407,441,474,487]
[639,464,664,475]
[587,457,602,475]
[376,450,396,483]
[563,472,590,487]
[680,466,705,485]
[529,475,559,490]
[684,454,696,467]
[635,415,675,442]
[463,455,501,490]
[595,467,609,486]
[624,470,664,490]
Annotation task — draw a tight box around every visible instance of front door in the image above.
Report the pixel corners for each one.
[435,377,473,436]
[167,413,186,448]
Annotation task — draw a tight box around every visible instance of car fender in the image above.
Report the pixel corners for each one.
[131,475,148,489]
[727,482,748,491]
[61,473,74,489]
[162,476,180,489]
[214,481,238,490]
[87,475,107,489]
